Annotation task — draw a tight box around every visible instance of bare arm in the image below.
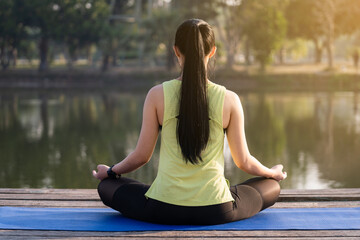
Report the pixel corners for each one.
[92,85,162,180]
[225,91,287,181]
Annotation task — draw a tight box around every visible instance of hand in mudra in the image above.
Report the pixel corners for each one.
[270,164,287,181]
[92,164,110,180]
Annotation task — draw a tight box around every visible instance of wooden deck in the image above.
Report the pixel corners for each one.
[1,188,360,239]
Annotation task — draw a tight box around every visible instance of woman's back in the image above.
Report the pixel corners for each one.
[145,79,234,206]
[93,18,286,225]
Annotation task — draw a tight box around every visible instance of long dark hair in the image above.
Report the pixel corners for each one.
[174,19,215,164]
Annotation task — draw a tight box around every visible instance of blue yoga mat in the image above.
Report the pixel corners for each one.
[0,207,359,231]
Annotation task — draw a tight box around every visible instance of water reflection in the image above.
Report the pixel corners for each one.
[0,90,359,189]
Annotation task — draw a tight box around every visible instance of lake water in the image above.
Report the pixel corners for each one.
[1,88,359,189]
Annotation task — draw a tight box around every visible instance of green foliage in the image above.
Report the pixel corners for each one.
[285,0,323,40]
[0,0,27,69]
[17,38,38,64]
[335,0,360,36]
[142,9,182,69]
[171,0,220,22]
[285,39,309,60]
[241,0,287,71]
[0,0,24,42]
[2,0,360,71]
[1,0,110,70]
[286,0,360,40]
[59,0,110,52]
[18,0,62,37]
[99,22,138,58]
[142,9,179,47]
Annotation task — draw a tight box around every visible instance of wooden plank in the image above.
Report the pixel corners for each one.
[0,200,105,208]
[281,188,360,194]
[2,188,360,195]
[1,199,359,209]
[0,193,100,200]
[278,195,360,201]
[279,188,360,201]
[0,188,96,194]
[1,188,360,201]
[274,201,360,208]
[1,230,360,239]
[0,194,353,201]
[1,193,359,202]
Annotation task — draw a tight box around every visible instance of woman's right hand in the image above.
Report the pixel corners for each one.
[92,164,110,181]
[270,164,287,181]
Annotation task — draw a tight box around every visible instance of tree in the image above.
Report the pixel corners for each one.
[0,0,26,70]
[334,0,360,36]
[313,0,360,69]
[286,0,324,64]
[142,9,181,70]
[314,0,337,69]
[57,0,110,69]
[286,0,360,68]
[214,1,242,68]
[236,0,261,66]
[240,0,287,72]
[18,0,64,71]
[171,0,220,22]
[100,0,135,71]
[141,0,221,69]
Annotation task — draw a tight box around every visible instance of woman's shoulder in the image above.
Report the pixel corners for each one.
[146,83,163,103]
[224,89,239,101]
[224,89,241,111]
[149,83,163,92]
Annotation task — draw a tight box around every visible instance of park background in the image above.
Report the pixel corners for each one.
[0,0,360,190]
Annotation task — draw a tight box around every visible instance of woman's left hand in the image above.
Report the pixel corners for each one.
[92,164,110,180]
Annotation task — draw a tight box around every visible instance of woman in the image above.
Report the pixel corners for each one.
[92,19,287,225]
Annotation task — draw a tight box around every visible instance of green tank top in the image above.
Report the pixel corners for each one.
[145,79,234,206]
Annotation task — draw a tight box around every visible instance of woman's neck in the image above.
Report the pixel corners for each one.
[176,76,211,84]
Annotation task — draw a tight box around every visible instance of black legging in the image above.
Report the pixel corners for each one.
[97,176,280,225]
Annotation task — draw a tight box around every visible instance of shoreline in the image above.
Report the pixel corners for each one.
[1,67,359,92]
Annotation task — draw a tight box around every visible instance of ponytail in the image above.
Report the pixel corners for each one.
[175,19,215,164]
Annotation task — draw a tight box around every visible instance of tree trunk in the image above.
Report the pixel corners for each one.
[0,44,10,70]
[325,38,334,69]
[315,0,335,68]
[277,46,285,64]
[86,45,93,66]
[112,52,117,66]
[244,38,251,65]
[67,47,75,70]
[226,49,235,69]
[102,54,110,72]
[313,39,322,64]
[260,62,266,74]
[12,48,17,67]
[38,36,49,72]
